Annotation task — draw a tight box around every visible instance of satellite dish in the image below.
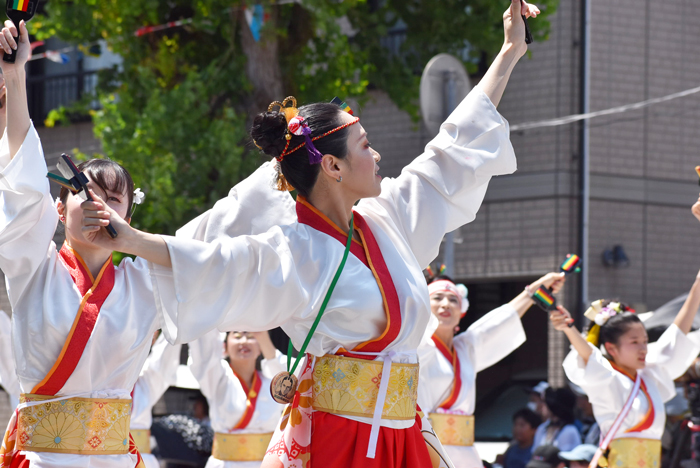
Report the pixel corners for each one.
[419,53,471,137]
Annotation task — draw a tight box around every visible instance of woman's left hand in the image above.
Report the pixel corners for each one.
[503,0,540,56]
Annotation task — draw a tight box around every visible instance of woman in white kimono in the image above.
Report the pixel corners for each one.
[417,273,565,468]
[78,2,539,466]
[189,330,284,467]
[131,333,182,468]
[0,19,291,468]
[550,275,700,467]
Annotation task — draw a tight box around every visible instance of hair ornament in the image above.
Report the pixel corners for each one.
[266,95,361,163]
[133,188,145,205]
[268,96,299,123]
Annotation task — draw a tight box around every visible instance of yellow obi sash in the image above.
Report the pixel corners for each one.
[130,429,150,454]
[212,432,273,461]
[16,394,132,455]
[606,438,660,468]
[311,354,419,420]
[428,413,474,447]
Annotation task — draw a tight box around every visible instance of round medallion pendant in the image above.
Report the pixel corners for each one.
[270,372,298,405]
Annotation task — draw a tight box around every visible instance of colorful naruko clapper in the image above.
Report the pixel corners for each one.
[4,0,39,63]
[531,254,582,328]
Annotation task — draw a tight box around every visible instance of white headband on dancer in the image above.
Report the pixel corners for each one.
[428,280,469,315]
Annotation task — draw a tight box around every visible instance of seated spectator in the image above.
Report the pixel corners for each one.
[525,446,565,468]
[558,444,598,468]
[533,387,582,451]
[502,408,543,468]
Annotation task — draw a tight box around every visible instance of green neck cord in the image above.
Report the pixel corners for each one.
[286,213,354,376]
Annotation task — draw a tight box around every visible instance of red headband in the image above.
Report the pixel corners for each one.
[278,116,360,162]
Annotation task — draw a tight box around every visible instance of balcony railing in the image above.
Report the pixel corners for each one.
[27,70,99,125]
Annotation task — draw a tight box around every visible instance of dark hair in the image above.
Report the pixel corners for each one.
[250,103,351,197]
[589,300,642,349]
[512,408,542,429]
[544,387,576,426]
[429,274,456,284]
[59,159,135,217]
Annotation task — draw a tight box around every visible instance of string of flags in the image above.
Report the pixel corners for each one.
[28,4,269,64]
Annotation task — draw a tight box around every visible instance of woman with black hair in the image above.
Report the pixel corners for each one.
[417,272,565,467]
[0,18,291,468]
[550,286,700,466]
[532,387,580,451]
[79,1,540,466]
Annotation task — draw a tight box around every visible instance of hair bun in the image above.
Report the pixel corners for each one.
[251,112,288,157]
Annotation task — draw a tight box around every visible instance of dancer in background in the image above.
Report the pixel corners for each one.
[418,272,565,467]
[189,330,283,467]
[550,274,700,467]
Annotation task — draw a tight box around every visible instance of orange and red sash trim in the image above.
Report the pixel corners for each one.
[610,363,655,433]
[432,335,462,410]
[232,371,262,430]
[31,243,115,396]
[296,197,402,358]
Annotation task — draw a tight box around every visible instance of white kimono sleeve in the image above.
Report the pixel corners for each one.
[0,310,19,405]
[359,88,517,268]
[188,329,247,426]
[563,345,626,414]
[150,228,307,344]
[457,304,526,373]
[645,324,700,401]
[131,333,182,427]
[157,160,301,345]
[0,123,57,305]
[176,160,296,242]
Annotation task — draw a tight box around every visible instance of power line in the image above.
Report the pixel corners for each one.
[509,84,700,132]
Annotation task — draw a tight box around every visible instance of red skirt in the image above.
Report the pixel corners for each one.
[308,411,433,468]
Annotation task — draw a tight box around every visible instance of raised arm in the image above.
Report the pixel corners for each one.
[550,306,593,364]
[674,268,700,334]
[474,0,539,107]
[0,20,30,159]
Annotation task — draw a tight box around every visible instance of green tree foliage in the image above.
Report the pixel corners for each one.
[33,0,556,235]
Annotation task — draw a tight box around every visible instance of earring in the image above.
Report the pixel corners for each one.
[336,176,342,183]
[60,216,66,223]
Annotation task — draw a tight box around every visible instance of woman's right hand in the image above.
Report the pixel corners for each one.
[0,20,30,72]
[550,305,573,331]
[80,190,133,251]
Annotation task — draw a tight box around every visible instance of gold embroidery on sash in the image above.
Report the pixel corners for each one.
[311,355,418,420]
[16,394,132,455]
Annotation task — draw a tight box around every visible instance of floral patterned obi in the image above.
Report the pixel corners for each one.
[428,413,474,446]
[311,354,419,420]
[16,394,132,454]
[212,432,273,461]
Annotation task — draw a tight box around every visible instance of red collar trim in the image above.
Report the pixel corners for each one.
[31,244,115,395]
[295,197,402,358]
